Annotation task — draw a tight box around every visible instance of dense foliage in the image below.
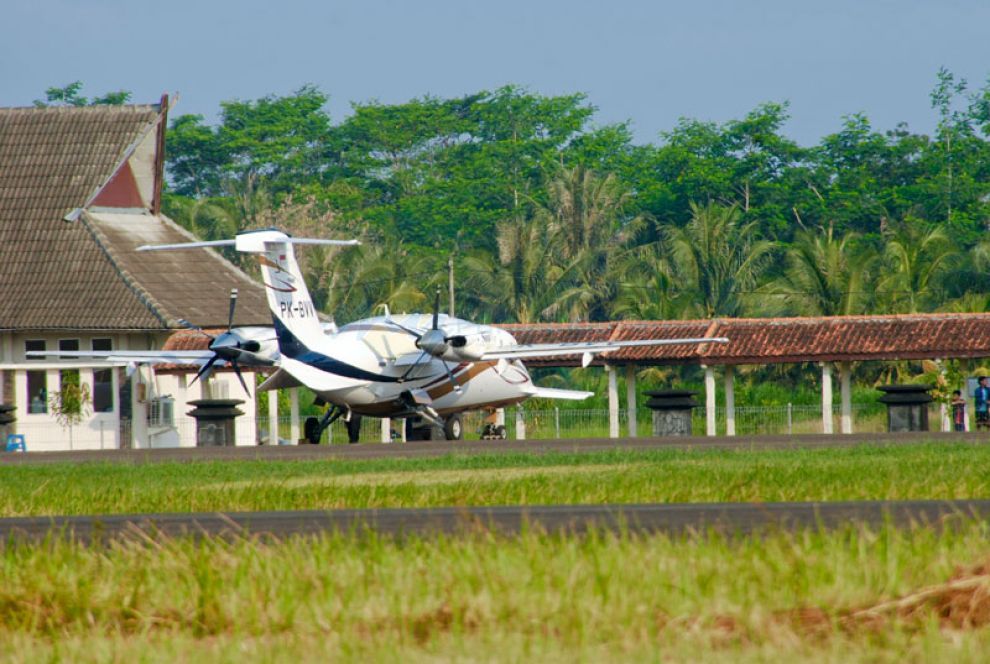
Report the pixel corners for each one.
[157,71,990,326]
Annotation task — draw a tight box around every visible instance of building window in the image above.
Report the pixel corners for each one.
[27,371,47,413]
[93,368,113,413]
[58,339,79,359]
[92,338,112,352]
[25,340,45,360]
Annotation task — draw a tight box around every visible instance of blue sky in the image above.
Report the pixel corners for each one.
[3,0,989,145]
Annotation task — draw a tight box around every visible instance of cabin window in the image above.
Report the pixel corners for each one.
[25,340,45,360]
[26,371,47,413]
[92,338,112,352]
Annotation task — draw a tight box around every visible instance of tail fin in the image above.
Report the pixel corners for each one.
[138,229,358,350]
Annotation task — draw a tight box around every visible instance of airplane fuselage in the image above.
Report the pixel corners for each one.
[304,314,533,416]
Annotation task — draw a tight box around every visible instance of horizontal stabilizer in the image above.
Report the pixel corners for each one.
[527,387,594,401]
[257,368,303,392]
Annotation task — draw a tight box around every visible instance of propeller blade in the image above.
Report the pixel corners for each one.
[399,351,428,382]
[191,355,219,385]
[177,319,213,340]
[232,360,251,397]
[432,287,441,330]
[443,361,462,392]
[227,288,239,331]
[384,318,423,340]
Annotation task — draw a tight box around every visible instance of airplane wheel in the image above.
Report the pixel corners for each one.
[304,417,321,444]
[444,414,464,441]
[346,415,362,444]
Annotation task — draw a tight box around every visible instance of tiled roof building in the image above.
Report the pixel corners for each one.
[0,100,268,330]
[0,99,269,452]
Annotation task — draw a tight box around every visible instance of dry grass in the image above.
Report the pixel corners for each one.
[1,523,990,662]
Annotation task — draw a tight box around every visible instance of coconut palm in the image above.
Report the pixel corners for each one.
[878,219,959,313]
[609,242,704,320]
[775,225,875,316]
[460,213,578,323]
[541,166,644,321]
[664,202,775,318]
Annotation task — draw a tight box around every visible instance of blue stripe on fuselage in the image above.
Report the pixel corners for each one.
[273,317,405,383]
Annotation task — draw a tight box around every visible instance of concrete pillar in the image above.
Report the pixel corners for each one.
[380,417,391,443]
[607,365,619,439]
[704,365,716,436]
[515,407,526,440]
[130,366,148,448]
[289,387,299,444]
[625,364,637,438]
[839,361,852,434]
[961,373,971,432]
[267,389,278,445]
[821,363,833,434]
[724,365,735,436]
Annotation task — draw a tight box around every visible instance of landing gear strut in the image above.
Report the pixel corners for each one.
[304,405,347,444]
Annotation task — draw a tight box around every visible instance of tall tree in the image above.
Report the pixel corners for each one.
[776,225,874,316]
[665,202,775,317]
[878,219,958,313]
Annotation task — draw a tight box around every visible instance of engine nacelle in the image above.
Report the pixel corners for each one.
[442,335,486,362]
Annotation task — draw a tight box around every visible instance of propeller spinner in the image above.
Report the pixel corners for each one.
[386,288,464,390]
[182,288,257,396]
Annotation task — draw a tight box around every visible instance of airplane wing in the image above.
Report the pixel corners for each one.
[525,386,594,400]
[480,337,728,367]
[25,350,217,365]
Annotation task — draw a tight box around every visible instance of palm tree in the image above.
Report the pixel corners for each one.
[775,225,875,316]
[664,202,775,318]
[878,219,958,313]
[461,213,574,323]
[541,166,644,321]
[609,242,704,320]
[321,238,438,323]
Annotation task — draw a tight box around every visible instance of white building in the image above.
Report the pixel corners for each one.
[0,99,271,451]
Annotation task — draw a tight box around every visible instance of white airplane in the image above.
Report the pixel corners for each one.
[33,228,727,442]
[132,229,727,442]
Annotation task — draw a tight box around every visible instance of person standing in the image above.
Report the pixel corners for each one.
[974,377,990,431]
[951,390,967,432]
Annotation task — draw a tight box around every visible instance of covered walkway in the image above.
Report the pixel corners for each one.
[500,313,990,437]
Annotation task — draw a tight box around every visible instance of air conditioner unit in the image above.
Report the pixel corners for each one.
[203,380,229,400]
[147,397,175,428]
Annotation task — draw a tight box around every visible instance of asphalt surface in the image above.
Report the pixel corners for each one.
[2,430,989,466]
[1,500,987,544]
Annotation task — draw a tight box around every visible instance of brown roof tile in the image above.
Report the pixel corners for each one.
[0,105,269,330]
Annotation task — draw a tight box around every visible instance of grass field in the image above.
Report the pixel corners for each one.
[4,442,989,661]
[1,443,989,516]
[2,524,990,662]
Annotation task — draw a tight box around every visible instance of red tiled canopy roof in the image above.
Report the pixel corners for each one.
[498,313,990,366]
[163,313,990,369]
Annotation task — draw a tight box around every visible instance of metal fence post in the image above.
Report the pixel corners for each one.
[554,407,560,439]
[787,403,793,435]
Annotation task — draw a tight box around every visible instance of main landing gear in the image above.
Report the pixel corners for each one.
[405,413,464,441]
[303,405,362,444]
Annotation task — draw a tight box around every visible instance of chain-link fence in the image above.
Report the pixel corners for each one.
[2,402,950,450]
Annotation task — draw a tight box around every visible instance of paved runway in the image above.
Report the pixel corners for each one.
[1,430,988,466]
[2,500,987,543]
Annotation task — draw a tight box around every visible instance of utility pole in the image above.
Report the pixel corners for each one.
[448,255,455,317]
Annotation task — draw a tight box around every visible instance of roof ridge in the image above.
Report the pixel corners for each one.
[80,211,171,328]
[157,213,268,296]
